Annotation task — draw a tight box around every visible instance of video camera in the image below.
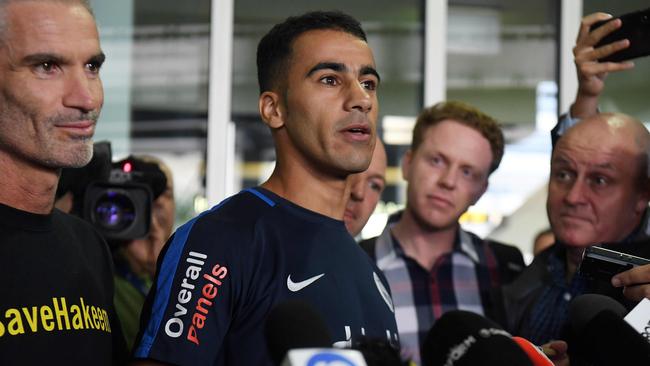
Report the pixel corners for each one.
[57,141,167,242]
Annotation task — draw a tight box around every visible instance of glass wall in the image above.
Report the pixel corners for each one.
[447,0,559,130]
[446,0,559,241]
[92,0,211,225]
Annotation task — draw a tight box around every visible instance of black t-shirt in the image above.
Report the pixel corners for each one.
[134,187,399,365]
[0,203,119,365]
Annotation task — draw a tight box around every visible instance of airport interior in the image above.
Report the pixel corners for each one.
[92,0,650,261]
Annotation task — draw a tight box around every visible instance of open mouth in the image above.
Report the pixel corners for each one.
[346,126,369,134]
[341,124,371,142]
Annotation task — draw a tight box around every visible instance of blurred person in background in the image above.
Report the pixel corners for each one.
[360,101,525,364]
[111,155,175,350]
[57,152,175,351]
[344,138,387,238]
[533,228,555,257]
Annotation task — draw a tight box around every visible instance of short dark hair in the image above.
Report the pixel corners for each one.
[256,10,367,94]
[412,101,505,174]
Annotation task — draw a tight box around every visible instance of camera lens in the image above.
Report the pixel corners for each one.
[93,190,136,231]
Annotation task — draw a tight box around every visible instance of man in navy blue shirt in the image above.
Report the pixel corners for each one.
[133,11,399,366]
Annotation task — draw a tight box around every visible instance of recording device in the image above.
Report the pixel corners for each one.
[568,294,650,365]
[83,163,153,241]
[421,310,533,366]
[58,141,167,241]
[264,300,369,366]
[591,7,650,62]
[578,245,650,282]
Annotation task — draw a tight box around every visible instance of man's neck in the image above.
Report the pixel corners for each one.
[261,164,349,220]
[391,208,458,270]
[0,153,59,214]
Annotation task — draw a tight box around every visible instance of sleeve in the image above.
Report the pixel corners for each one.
[551,112,580,148]
[132,213,251,365]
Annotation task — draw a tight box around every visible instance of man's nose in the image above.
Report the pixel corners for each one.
[343,81,372,113]
[62,68,102,113]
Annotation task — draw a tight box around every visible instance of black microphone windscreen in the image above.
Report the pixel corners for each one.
[568,293,627,334]
[571,309,650,365]
[421,310,533,366]
[264,299,333,365]
[353,337,403,366]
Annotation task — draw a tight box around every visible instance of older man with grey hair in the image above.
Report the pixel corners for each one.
[0,0,123,365]
[505,112,650,345]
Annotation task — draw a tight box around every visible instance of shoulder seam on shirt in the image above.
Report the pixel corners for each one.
[244,187,276,207]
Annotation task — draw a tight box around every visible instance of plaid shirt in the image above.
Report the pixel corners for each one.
[364,217,501,365]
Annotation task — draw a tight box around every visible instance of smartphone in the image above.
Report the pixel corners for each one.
[590,8,650,62]
[578,245,650,282]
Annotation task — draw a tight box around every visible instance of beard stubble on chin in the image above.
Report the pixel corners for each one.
[38,110,101,168]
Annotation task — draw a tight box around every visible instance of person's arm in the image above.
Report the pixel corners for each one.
[570,12,635,120]
[131,216,242,365]
[612,264,650,302]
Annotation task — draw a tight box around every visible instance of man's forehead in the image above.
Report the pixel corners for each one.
[291,29,375,68]
[4,1,97,35]
[2,1,99,54]
[552,140,640,171]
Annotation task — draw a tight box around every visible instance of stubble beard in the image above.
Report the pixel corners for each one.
[42,110,100,168]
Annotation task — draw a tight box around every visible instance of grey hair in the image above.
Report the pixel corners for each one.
[0,0,94,40]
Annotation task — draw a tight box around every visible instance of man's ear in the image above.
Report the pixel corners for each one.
[259,91,284,129]
[401,150,413,182]
[634,178,650,216]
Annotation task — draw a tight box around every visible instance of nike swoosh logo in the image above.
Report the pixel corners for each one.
[287,273,325,292]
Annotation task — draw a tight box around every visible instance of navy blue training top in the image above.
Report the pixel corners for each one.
[133,187,399,365]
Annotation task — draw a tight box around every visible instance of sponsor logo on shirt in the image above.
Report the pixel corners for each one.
[287,273,325,292]
[0,297,112,337]
[164,250,229,346]
[333,325,400,349]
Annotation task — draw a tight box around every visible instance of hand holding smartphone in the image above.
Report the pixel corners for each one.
[590,8,650,62]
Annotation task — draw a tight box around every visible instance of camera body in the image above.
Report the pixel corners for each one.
[83,166,153,242]
[58,141,165,242]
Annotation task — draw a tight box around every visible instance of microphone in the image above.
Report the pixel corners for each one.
[511,337,553,366]
[264,299,367,366]
[568,293,626,332]
[568,294,650,365]
[421,310,533,366]
[353,336,404,366]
